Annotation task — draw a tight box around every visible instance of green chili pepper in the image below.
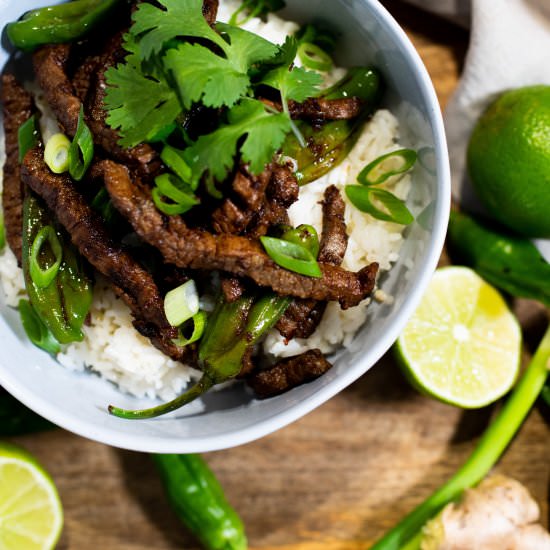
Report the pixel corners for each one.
[282,224,320,258]
[22,193,93,344]
[357,148,417,186]
[0,387,55,436]
[18,115,41,163]
[282,68,383,185]
[6,0,121,52]
[109,293,290,419]
[260,236,322,277]
[345,185,414,225]
[18,299,61,355]
[295,22,338,54]
[153,454,248,550]
[448,211,550,307]
[68,105,94,181]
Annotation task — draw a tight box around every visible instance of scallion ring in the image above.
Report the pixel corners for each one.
[152,174,199,216]
[18,114,40,163]
[44,133,71,174]
[161,145,193,186]
[297,42,333,72]
[172,311,208,347]
[164,280,200,327]
[357,148,417,186]
[30,225,63,288]
[18,299,61,355]
[260,236,322,278]
[68,105,94,181]
[345,185,414,225]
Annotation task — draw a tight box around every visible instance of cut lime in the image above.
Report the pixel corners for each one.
[0,443,63,550]
[396,266,521,408]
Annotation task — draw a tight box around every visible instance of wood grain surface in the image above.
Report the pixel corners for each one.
[7,3,550,549]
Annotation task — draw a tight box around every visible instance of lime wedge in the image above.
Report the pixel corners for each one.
[0,443,63,550]
[396,266,521,408]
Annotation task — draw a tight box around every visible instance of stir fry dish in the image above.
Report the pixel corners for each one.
[0,0,417,418]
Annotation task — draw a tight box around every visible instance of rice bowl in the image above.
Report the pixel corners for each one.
[0,0,450,453]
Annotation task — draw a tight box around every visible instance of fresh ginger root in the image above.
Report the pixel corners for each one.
[421,475,550,550]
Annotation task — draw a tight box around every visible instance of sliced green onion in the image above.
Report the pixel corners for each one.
[0,210,5,251]
[18,115,40,162]
[160,145,193,187]
[297,42,333,72]
[282,224,320,258]
[69,105,94,181]
[172,311,208,347]
[260,236,322,278]
[357,149,417,186]
[164,280,200,327]
[18,299,61,355]
[44,133,71,174]
[152,174,199,216]
[345,185,414,225]
[29,225,63,288]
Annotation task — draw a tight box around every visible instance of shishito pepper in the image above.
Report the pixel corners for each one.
[6,0,121,52]
[153,454,247,550]
[282,67,383,184]
[109,292,291,419]
[22,193,93,345]
[447,210,550,307]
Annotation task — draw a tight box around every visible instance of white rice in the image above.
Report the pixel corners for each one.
[0,2,411,399]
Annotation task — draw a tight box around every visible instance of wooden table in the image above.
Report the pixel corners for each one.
[8,3,550,549]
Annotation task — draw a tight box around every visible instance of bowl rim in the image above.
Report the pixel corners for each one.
[0,0,451,453]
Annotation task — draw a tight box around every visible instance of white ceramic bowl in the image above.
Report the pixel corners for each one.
[0,0,450,453]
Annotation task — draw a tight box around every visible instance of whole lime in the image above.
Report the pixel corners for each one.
[467,85,550,238]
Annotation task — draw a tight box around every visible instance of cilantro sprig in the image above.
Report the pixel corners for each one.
[104,0,323,186]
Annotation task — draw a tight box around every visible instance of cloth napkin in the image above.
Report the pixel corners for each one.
[404,0,550,257]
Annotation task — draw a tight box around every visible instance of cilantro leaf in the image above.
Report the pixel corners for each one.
[164,24,278,109]
[184,99,291,183]
[260,37,322,104]
[104,57,182,148]
[130,0,226,60]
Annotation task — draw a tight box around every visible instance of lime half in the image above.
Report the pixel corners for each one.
[396,266,521,408]
[0,443,63,550]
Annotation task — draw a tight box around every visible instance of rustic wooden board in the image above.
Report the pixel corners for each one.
[7,3,550,549]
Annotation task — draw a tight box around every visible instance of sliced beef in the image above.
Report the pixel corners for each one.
[221,276,246,303]
[277,185,349,339]
[32,43,158,175]
[262,97,364,121]
[20,149,194,364]
[72,53,100,103]
[202,0,219,25]
[100,159,378,308]
[1,74,36,264]
[268,163,300,208]
[212,166,273,234]
[248,349,332,397]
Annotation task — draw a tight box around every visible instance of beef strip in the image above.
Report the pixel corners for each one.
[32,43,159,176]
[277,185,349,339]
[221,276,246,303]
[1,74,36,265]
[248,349,332,397]
[202,0,219,25]
[20,149,194,364]
[100,159,378,308]
[262,97,364,121]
